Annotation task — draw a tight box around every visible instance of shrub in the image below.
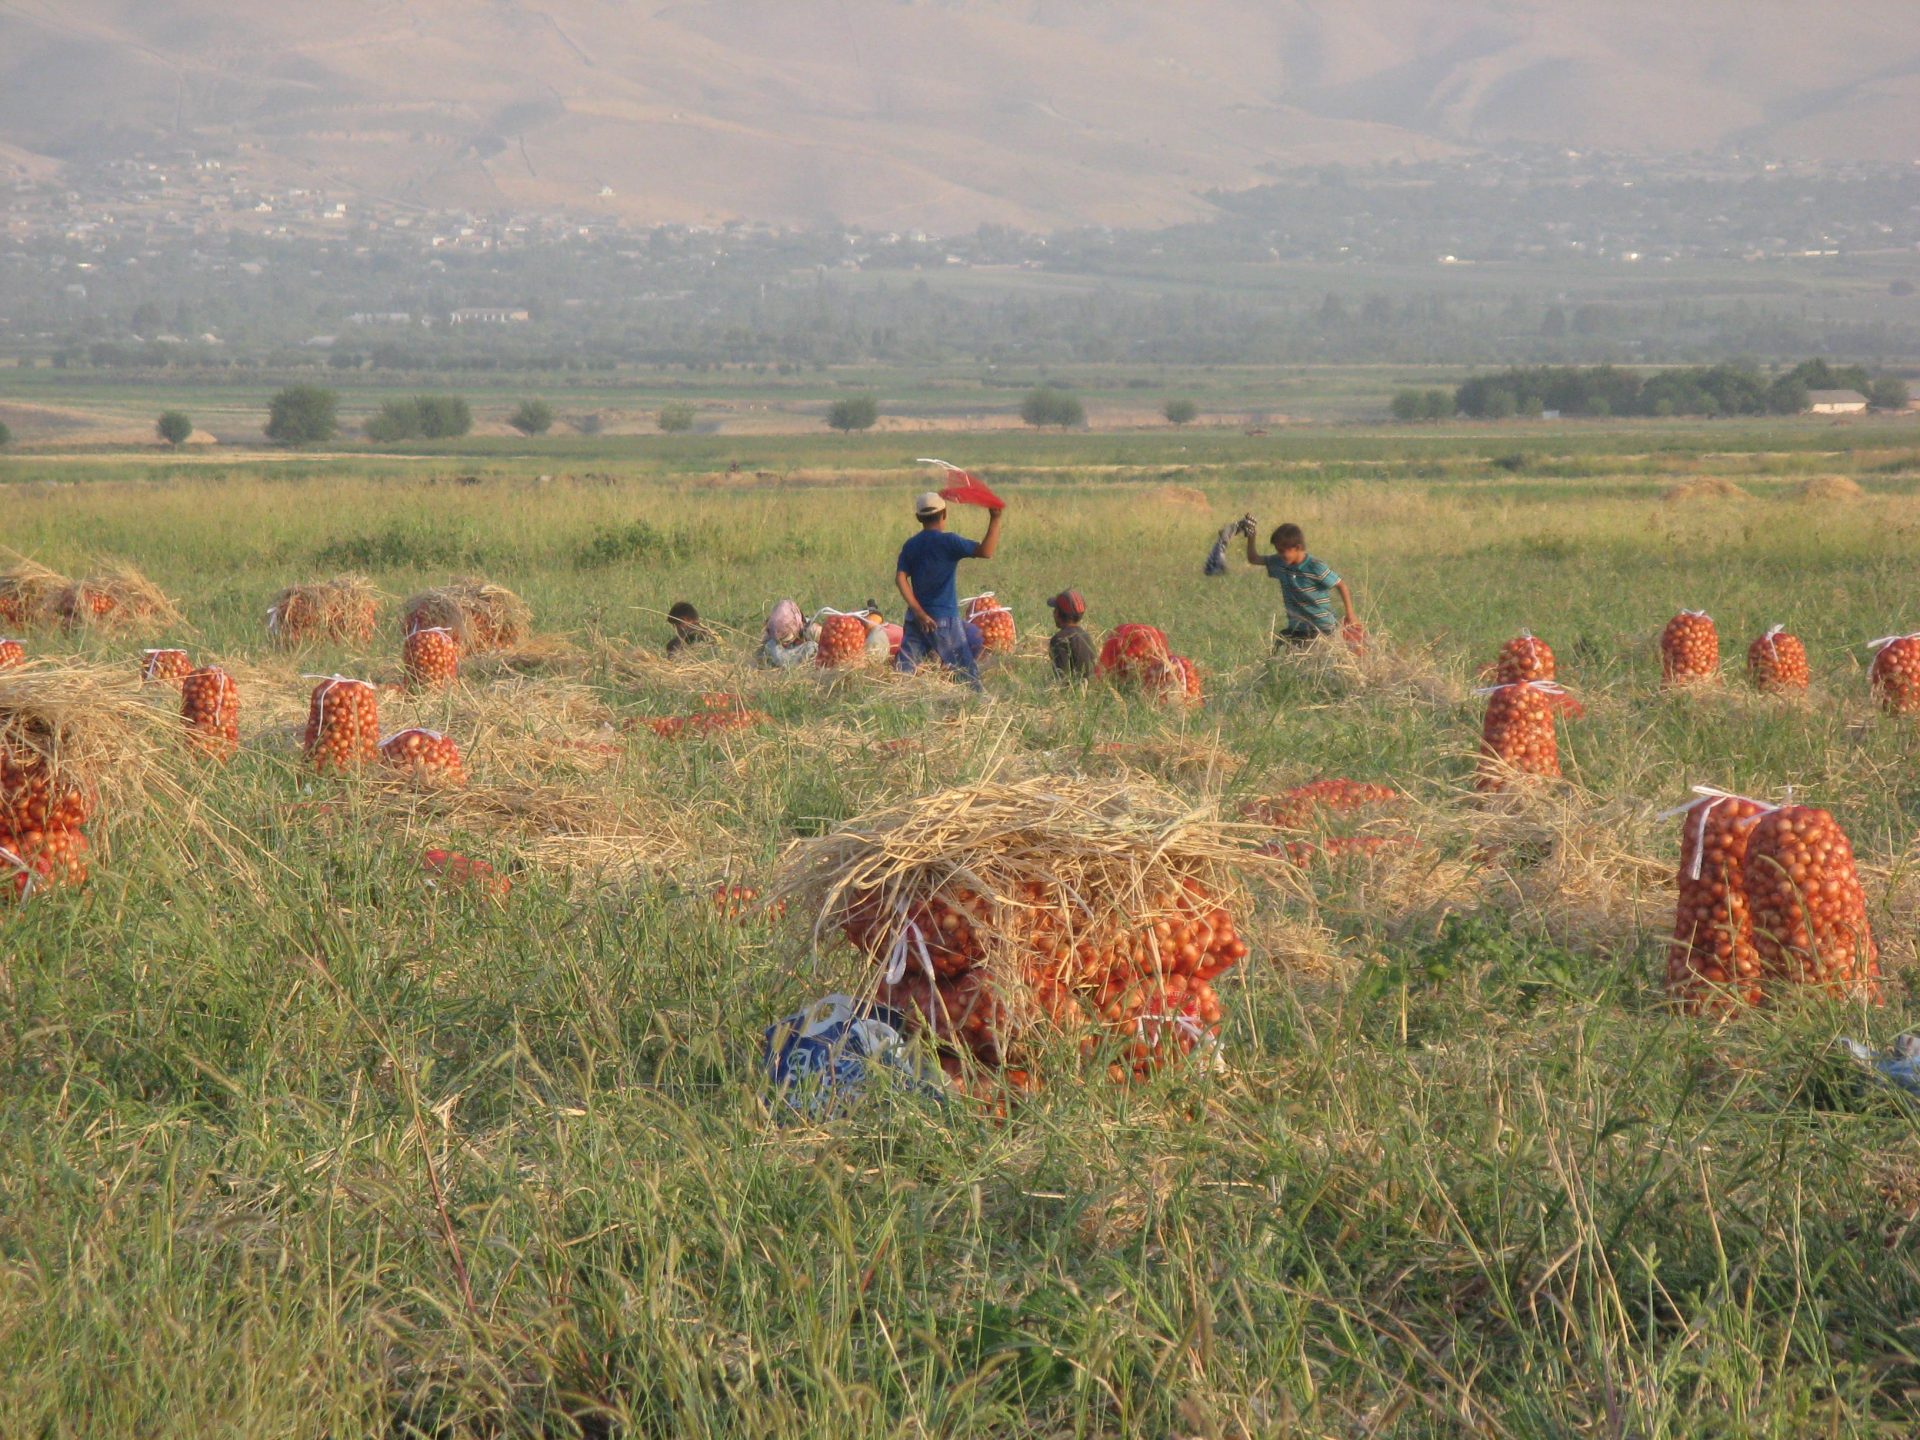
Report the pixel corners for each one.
[0,421,10,447]
[1020,386,1085,428]
[509,399,555,436]
[1163,398,1199,426]
[657,404,695,433]
[156,411,193,447]
[265,386,339,446]
[575,519,690,568]
[365,399,423,443]
[826,395,880,432]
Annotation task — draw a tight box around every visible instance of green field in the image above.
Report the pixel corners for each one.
[3,426,1919,1437]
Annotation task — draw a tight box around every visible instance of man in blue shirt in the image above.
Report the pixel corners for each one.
[895,490,1005,687]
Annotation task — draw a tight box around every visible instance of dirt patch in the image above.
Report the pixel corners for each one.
[1151,484,1212,509]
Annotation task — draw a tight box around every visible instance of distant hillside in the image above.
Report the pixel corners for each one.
[2,0,1916,230]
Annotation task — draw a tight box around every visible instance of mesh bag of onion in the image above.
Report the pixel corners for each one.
[1096,623,1171,682]
[1475,681,1565,790]
[1869,634,1920,715]
[402,626,461,690]
[302,676,379,772]
[1660,611,1719,686]
[1746,626,1809,694]
[141,648,192,684]
[1663,789,1770,1010]
[0,639,22,671]
[181,667,240,761]
[777,776,1257,1088]
[813,611,871,669]
[1744,805,1880,1002]
[1495,632,1555,684]
[963,593,1017,654]
[380,728,467,786]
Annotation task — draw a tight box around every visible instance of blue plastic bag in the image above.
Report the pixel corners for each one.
[763,993,946,1117]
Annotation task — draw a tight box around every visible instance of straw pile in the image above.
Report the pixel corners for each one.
[1661,476,1750,503]
[1,662,187,896]
[56,564,184,632]
[401,580,531,652]
[0,558,71,627]
[268,577,382,647]
[1793,474,1865,503]
[777,774,1271,1082]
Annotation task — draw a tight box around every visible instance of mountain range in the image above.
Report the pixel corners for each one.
[3,0,1916,230]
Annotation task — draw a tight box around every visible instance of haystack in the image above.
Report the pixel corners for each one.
[0,557,71,628]
[267,576,382,647]
[0,660,185,822]
[56,564,186,633]
[1152,484,1211,509]
[1793,474,1865,503]
[776,774,1279,1075]
[1660,477,1750,503]
[402,580,531,652]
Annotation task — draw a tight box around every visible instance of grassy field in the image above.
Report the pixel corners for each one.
[3,427,1920,1437]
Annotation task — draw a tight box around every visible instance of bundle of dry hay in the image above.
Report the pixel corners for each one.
[455,634,590,680]
[267,576,383,647]
[1661,476,1751,503]
[1793,474,1866,503]
[402,580,531,651]
[55,564,185,633]
[0,660,189,823]
[775,774,1286,1073]
[780,775,1262,934]
[0,557,71,628]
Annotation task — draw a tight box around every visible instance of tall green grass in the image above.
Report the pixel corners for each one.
[1,437,1917,1435]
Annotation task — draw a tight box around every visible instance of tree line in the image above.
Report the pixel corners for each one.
[1394,360,1910,421]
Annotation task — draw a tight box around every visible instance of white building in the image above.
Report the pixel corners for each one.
[1805,389,1868,415]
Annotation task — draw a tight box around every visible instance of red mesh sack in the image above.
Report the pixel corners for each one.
[1661,611,1719,686]
[1744,805,1880,1001]
[1869,634,1920,715]
[964,593,1016,654]
[0,639,22,671]
[1496,632,1555,684]
[380,728,467,786]
[181,666,240,761]
[1097,623,1171,680]
[302,676,379,773]
[814,612,870,669]
[1664,790,1770,1009]
[1475,681,1563,790]
[1746,626,1808,693]
[402,626,461,690]
[141,648,192,684]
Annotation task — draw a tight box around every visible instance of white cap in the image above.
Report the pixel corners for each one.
[914,491,947,517]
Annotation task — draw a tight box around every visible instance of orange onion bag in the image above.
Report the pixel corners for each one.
[1097,623,1172,681]
[402,625,461,690]
[141,648,192,684]
[1746,625,1808,694]
[380,727,467,786]
[1868,633,1920,716]
[814,610,870,669]
[1744,805,1880,1001]
[0,638,23,671]
[1496,631,1556,684]
[964,593,1016,654]
[181,666,240,761]
[302,676,379,772]
[1661,610,1719,686]
[1475,681,1562,790]
[1663,789,1770,1009]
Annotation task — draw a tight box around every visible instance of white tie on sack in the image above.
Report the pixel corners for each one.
[1656,785,1778,881]
[1867,633,1920,652]
[881,901,938,989]
[1762,624,1786,661]
[377,727,446,747]
[406,623,454,641]
[1681,609,1711,619]
[961,592,1012,620]
[1472,679,1572,697]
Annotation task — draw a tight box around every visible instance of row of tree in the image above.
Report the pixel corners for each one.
[1395,360,1910,421]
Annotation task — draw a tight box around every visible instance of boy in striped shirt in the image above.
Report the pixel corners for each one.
[1245,521,1356,647]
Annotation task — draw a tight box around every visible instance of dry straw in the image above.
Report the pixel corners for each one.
[1661,476,1751,503]
[0,555,72,627]
[776,772,1280,967]
[57,564,186,632]
[402,580,531,650]
[1792,474,1866,503]
[266,576,384,647]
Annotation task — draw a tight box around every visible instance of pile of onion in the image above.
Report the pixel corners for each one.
[1746,626,1808,694]
[302,677,380,773]
[1661,611,1719,686]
